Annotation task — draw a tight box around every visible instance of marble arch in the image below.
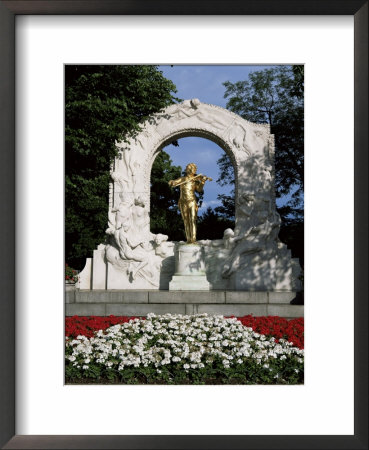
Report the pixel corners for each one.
[111,99,275,233]
[79,99,301,291]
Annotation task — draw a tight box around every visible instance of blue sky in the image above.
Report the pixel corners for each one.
[158,65,275,213]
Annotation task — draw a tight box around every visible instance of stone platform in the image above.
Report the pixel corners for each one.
[65,288,303,318]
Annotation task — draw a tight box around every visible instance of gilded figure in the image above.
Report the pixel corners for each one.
[168,163,212,244]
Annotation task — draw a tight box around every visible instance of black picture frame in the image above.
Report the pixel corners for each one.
[1,1,367,449]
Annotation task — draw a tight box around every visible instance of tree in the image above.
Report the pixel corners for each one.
[219,65,304,264]
[150,149,184,241]
[65,65,179,269]
[197,207,235,240]
[214,152,235,221]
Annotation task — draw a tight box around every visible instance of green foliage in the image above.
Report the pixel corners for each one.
[214,192,236,222]
[291,65,304,98]
[150,148,185,241]
[213,152,236,222]
[65,65,179,269]
[278,219,304,267]
[197,207,234,240]
[65,357,303,385]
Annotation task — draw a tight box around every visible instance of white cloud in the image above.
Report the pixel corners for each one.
[198,200,222,212]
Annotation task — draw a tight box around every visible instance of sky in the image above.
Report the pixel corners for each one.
[157,65,275,214]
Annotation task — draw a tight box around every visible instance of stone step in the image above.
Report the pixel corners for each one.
[65,302,303,318]
[66,290,298,305]
[65,289,303,318]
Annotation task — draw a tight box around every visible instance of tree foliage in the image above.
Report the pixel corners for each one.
[197,207,235,240]
[65,65,179,269]
[150,149,184,241]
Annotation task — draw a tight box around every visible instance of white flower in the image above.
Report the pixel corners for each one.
[66,313,304,375]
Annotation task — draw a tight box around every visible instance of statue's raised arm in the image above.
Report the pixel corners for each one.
[168,176,186,188]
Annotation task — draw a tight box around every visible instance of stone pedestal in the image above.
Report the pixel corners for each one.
[169,243,210,290]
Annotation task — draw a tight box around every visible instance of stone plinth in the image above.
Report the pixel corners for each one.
[65,289,303,318]
[169,243,210,290]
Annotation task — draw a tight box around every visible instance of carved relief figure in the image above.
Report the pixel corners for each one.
[122,147,138,177]
[225,122,251,156]
[253,162,273,216]
[115,221,151,279]
[105,195,164,286]
[234,193,257,236]
[222,228,236,250]
[132,128,150,151]
[222,211,281,278]
[170,99,226,130]
[132,195,151,238]
[111,170,130,193]
[258,163,273,191]
[106,193,133,236]
[154,233,175,258]
[168,163,212,244]
[114,146,141,192]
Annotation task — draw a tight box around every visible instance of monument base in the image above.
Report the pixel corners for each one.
[78,241,302,292]
[169,242,210,291]
[169,274,210,291]
[65,288,303,318]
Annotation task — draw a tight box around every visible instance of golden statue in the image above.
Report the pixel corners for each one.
[168,163,212,244]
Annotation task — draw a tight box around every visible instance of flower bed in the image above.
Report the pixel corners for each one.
[237,315,304,349]
[65,313,304,385]
[65,314,304,349]
[65,315,142,339]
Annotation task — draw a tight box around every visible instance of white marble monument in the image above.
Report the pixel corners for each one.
[78,99,301,291]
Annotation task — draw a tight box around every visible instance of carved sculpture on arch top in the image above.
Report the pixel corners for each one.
[78,99,301,291]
